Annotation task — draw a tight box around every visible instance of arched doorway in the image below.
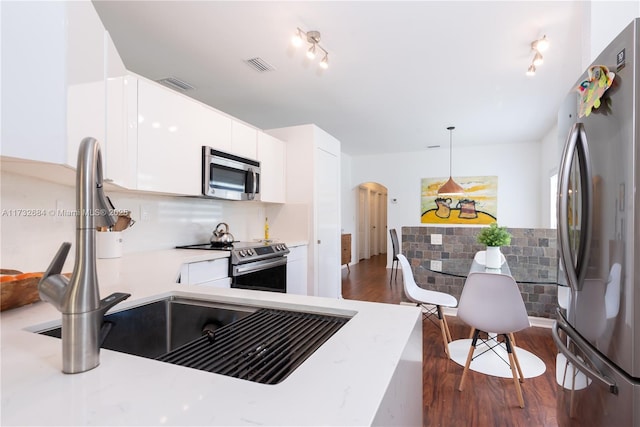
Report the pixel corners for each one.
[356,182,388,261]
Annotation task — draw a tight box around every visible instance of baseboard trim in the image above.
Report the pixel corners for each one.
[399,302,554,329]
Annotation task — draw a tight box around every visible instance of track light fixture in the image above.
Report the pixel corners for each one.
[533,52,544,66]
[526,35,549,77]
[292,27,330,70]
[526,64,536,76]
[532,35,549,52]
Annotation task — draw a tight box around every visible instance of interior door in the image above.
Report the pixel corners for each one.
[316,147,340,298]
[369,190,378,255]
[357,187,369,260]
[379,192,387,254]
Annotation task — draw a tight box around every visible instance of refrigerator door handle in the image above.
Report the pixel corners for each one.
[553,310,618,395]
[557,123,593,291]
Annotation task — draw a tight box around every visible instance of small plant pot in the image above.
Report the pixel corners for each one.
[485,246,502,269]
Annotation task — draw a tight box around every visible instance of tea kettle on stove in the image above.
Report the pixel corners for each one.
[211,222,235,244]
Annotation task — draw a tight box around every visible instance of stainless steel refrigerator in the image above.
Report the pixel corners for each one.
[553,18,639,426]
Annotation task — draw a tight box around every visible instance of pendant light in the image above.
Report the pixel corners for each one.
[437,126,465,196]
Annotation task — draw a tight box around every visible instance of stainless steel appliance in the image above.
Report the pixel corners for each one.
[553,18,639,426]
[202,146,260,201]
[176,241,289,293]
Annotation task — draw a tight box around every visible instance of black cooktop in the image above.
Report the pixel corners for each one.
[176,242,234,251]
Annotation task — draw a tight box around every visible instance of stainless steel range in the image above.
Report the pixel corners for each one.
[176,241,290,293]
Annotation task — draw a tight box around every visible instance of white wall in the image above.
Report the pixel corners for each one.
[345,141,541,266]
[0,171,269,273]
[539,124,561,228]
[340,153,357,265]
[585,3,640,68]
[340,153,355,236]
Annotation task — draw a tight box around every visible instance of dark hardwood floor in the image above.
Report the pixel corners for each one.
[342,254,558,427]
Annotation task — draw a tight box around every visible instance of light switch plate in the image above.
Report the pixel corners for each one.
[430,260,442,272]
[431,233,443,245]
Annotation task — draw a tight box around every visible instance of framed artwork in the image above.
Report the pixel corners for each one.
[421,176,498,224]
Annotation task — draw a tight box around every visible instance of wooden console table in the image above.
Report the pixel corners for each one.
[341,234,351,272]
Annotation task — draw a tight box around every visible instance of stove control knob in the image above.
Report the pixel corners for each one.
[239,250,247,257]
[248,249,255,256]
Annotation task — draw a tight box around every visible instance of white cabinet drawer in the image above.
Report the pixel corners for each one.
[180,258,229,285]
[196,277,232,288]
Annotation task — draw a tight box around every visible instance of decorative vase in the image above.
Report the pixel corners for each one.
[485,246,502,269]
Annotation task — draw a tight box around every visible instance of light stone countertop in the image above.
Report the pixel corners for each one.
[1,249,422,426]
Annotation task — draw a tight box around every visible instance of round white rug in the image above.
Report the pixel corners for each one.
[449,338,547,379]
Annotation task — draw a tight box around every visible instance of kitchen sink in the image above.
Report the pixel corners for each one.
[37,295,351,384]
[38,296,256,359]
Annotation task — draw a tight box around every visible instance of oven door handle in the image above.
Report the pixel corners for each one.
[233,257,287,276]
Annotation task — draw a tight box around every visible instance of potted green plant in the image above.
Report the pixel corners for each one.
[476,223,511,268]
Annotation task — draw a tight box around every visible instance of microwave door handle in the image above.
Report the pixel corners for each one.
[250,167,257,200]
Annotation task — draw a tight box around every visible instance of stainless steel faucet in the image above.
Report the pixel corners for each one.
[39,137,130,374]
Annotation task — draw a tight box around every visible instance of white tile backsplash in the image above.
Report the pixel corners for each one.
[0,171,280,272]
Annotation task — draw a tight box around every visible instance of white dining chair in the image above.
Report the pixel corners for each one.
[389,229,400,286]
[396,254,458,358]
[456,271,531,408]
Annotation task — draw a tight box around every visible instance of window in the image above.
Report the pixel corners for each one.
[550,173,558,229]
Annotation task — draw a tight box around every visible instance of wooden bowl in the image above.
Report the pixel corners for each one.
[1,272,43,311]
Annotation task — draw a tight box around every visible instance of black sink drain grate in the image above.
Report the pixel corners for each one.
[156,308,349,384]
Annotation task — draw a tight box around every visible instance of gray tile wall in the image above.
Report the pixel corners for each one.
[400,226,558,319]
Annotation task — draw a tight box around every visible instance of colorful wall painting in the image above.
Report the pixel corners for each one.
[421,176,498,224]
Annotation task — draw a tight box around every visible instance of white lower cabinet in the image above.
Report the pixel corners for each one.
[179,258,231,288]
[286,245,308,295]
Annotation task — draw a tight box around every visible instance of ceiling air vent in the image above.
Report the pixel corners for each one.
[244,57,275,73]
[156,76,195,92]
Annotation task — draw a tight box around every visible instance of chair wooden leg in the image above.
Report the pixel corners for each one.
[505,334,525,408]
[468,328,476,339]
[508,351,525,408]
[442,311,453,343]
[439,317,450,358]
[436,306,452,358]
[458,328,478,391]
[509,334,525,383]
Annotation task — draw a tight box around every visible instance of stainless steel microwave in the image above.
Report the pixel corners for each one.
[202,146,260,201]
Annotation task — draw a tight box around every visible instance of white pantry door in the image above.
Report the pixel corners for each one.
[315,147,340,298]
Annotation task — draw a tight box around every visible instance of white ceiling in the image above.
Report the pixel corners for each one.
[93,1,585,155]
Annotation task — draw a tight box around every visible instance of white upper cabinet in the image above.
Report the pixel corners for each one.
[257,132,286,203]
[65,1,107,167]
[136,79,232,195]
[231,120,258,159]
[103,32,135,188]
[1,1,106,166]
